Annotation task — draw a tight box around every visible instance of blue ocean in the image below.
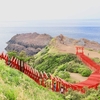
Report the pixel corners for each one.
[0,27,100,53]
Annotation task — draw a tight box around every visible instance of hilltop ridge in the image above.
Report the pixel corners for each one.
[52,34,100,51]
[5,33,100,56]
[5,32,52,55]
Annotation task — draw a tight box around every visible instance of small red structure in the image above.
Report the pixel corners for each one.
[76,46,84,55]
[1,50,100,94]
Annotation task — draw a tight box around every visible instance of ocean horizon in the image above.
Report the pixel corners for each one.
[0,26,100,53]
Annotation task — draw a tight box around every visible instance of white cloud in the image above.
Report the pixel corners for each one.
[0,0,100,21]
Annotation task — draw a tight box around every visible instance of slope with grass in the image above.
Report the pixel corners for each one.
[1,58,100,100]
[0,60,64,100]
[31,34,100,83]
[32,45,91,83]
[3,34,100,100]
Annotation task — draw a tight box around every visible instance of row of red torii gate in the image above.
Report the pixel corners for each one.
[0,46,100,94]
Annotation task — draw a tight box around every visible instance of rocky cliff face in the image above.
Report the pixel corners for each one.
[5,32,52,55]
[5,33,100,56]
[74,38,100,51]
[51,34,100,51]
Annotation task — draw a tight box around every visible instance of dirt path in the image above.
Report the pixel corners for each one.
[69,72,88,82]
[57,41,100,59]
[55,41,100,82]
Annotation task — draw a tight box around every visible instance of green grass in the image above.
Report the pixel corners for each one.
[33,47,91,82]
[34,52,78,73]
[1,59,100,100]
[3,46,100,99]
[5,38,100,100]
[92,57,100,63]
[0,60,65,100]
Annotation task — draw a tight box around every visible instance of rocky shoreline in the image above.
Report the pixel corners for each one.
[5,32,52,55]
[5,33,100,55]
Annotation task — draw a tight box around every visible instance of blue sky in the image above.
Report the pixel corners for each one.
[0,0,100,27]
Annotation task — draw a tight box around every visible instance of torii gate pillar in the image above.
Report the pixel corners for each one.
[76,46,84,55]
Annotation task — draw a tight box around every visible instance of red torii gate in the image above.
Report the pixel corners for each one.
[76,46,84,55]
[1,51,100,93]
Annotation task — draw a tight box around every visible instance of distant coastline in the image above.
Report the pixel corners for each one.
[0,26,100,53]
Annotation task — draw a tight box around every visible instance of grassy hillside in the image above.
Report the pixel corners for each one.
[29,46,100,100]
[5,37,100,100]
[32,46,91,83]
[0,60,64,100]
[1,60,100,100]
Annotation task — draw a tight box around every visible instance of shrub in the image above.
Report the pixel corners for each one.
[88,48,93,51]
[66,61,82,73]
[81,69,91,77]
[57,64,68,72]
[78,67,84,74]
[92,57,100,63]
[56,71,70,79]
[65,88,84,100]
[78,67,91,77]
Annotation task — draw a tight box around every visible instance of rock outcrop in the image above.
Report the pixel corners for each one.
[5,32,52,55]
[5,33,100,56]
[75,38,100,51]
[51,34,100,51]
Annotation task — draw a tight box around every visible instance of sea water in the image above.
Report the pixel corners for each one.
[0,27,100,53]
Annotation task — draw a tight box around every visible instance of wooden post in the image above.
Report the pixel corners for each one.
[1,52,4,60]
[16,59,20,70]
[35,70,38,83]
[5,54,8,65]
[52,78,55,91]
[37,71,40,85]
[20,60,24,72]
[40,72,45,87]
[9,57,14,67]
[56,80,59,92]
[12,58,16,68]
[32,68,35,80]
[49,74,55,91]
